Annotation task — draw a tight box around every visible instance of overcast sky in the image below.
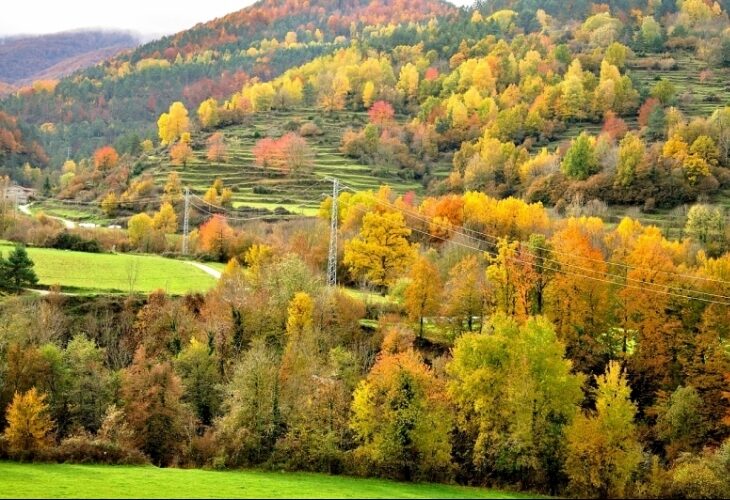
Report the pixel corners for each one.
[0,0,473,37]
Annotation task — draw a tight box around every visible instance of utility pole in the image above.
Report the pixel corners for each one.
[182,187,190,255]
[326,178,339,287]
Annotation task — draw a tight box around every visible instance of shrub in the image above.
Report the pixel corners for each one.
[51,435,147,465]
[51,232,102,253]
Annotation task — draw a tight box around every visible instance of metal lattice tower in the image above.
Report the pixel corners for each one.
[326,178,339,287]
[182,187,190,255]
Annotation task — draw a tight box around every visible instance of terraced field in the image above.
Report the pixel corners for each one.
[142,110,451,215]
[628,52,730,118]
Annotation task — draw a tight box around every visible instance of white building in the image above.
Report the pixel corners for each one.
[1,184,36,205]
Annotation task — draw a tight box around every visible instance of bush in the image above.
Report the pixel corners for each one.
[50,435,147,465]
[253,185,274,195]
[51,232,103,253]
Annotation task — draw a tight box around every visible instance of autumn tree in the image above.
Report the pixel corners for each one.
[100,192,119,216]
[447,315,584,489]
[163,171,183,205]
[121,347,190,466]
[404,255,442,338]
[615,132,645,187]
[546,220,610,375]
[93,146,119,171]
[442,254,489,334]
[565,362,643,498]
[3,388,54,453]
[351,348,452,481]
[197,98,220,129]
[199,215,233,262]
[343,211,415,290]
[153,202,178,234]
[368,100,395,126]
[206,132,228,162]
[127,213,155,250]
[158,102,190,145]
[170,141,193,166]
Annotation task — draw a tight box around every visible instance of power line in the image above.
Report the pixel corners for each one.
[351,201,730,306]
[337,182,730,288]
[339,187,730,305]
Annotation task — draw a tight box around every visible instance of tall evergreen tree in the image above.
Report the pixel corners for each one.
[0,245,38,293]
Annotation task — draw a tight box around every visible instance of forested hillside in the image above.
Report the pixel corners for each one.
[0,0,458,168]
[1,0,730,499]
[0,31,139,84]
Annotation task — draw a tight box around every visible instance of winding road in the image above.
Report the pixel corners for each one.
[19,204,76,229]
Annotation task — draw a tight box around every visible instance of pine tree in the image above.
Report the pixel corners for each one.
[0,245,38,293]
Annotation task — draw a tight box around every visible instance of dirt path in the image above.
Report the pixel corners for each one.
[19,204,77,229]
[187,261,222,279]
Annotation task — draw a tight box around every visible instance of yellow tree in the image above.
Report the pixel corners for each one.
[4,388,54,452]
[362,80,376,108]
[397,63,420,102]
[158,102,190,145]
[279,292,317,417]
[565,362,643,498]
[404,255,442,338]
[163,172,183,205]
[442,254,490,334]
[343,211,416,290]
[128,212,155,248]
[100,192,119,216]
[622,229,682,394]
[351,349,452,481]
[153,202,178,234]
[197,98,220,129]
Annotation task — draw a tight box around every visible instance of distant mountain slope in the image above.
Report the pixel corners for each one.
[0,30,139,84]
[134,0,458,58]
[0,81,14,97]
[0,0,458,165]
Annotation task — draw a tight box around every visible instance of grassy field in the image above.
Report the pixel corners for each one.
[0,463,535,499]
[0,243,218,295]
[142,110,452,216]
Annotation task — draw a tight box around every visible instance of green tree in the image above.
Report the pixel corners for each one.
[651,79,677,105]
[175,338,222,427]
[656,386,708,458]
[564,362,642,498]
[0,245,38,293]
[216,340,282,466]
[615,132,645,187]
[447,314,584,489]
[561,132,598,180]
[64,335,111,433]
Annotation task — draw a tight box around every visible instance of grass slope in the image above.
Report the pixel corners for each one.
[0,463,534,499]
[143,110,452,215]
[0,243,217,295]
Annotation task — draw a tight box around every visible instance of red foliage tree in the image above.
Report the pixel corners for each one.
[602,111,628,141]
[638,98,660,128]
[368,100,395,126]
[94,145,119,171]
